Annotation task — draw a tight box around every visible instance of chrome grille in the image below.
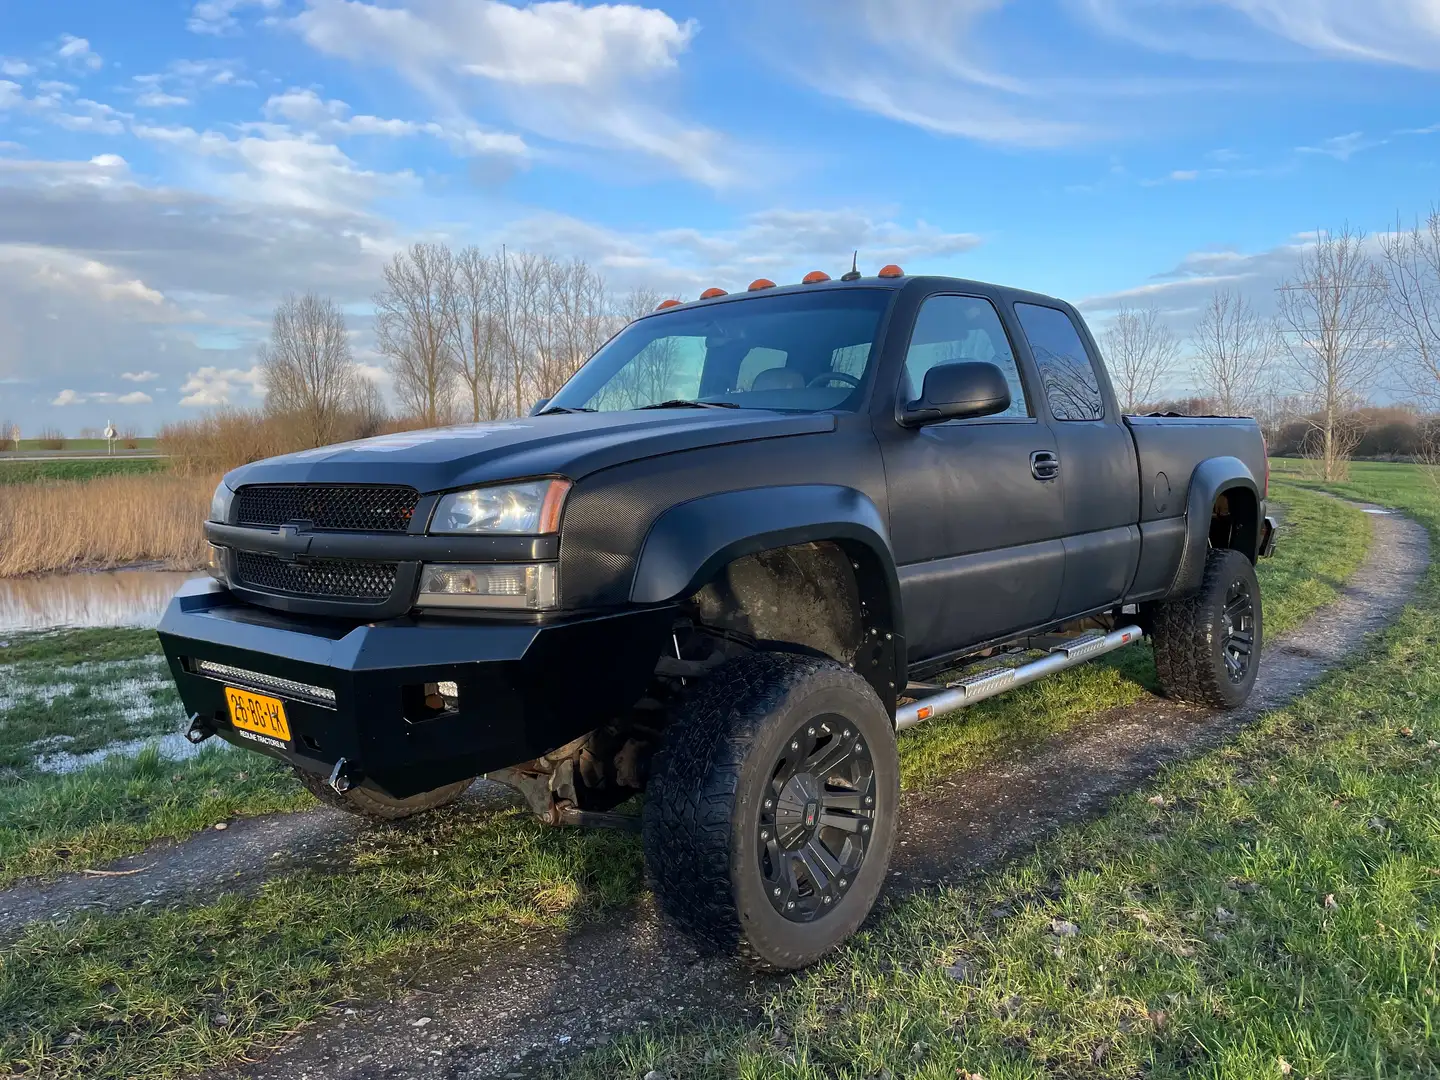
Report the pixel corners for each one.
[234,484,419,532]
[234,551,397,601]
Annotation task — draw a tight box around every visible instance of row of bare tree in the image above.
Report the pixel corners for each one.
[376,244,658,426]
[256,245,658,443]
[1102,216,1440,480]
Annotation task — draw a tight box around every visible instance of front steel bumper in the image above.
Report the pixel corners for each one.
[158,579,674,798]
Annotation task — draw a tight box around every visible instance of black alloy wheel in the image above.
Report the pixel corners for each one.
[758,716,875,922]
[1220,578,1256,682]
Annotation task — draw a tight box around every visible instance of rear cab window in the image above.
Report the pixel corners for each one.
[1014,303,1106,421]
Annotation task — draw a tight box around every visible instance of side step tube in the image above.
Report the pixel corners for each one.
[894,625,1144,732]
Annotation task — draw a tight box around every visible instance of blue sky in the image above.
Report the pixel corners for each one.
[1,0,1437,431]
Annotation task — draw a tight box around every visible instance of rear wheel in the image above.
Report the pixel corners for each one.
[1151,547,1263,709]
[294,769,475,821]
[642,651,899,969]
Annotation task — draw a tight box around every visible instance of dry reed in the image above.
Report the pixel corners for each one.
[0,474,213,577]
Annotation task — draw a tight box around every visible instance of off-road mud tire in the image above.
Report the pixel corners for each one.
[642,651,899,969]
[1151,547,1263,709]
[294,769,475,821]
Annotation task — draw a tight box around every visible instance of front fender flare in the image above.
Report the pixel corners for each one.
[629,485,904,696]
[1168,456,1260,597]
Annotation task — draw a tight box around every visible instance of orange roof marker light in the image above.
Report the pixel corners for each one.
[655,298,683,310]
[748,278,776,291]
[699,287,727,299]
[878,264,905,278]
[802,270,831,284]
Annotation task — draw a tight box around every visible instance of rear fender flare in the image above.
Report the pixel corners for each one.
[1168,456,1259,597]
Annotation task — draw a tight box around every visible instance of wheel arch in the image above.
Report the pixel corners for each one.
[1166,456,1261,598]
[630,485,904,711]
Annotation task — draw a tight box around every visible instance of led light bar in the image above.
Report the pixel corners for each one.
[192,659,337,708]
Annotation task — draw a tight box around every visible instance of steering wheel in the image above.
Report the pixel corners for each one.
[805,370,861,389]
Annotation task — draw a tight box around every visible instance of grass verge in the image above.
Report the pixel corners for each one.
[0,458,165,485]
[565,463,1440,1080]
[0,480,1378,1077]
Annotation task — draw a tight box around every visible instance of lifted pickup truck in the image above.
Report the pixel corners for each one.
[160,267,1276,968]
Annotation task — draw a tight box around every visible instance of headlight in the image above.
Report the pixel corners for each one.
[209,481,234,523]
[430,479,570,535]
[417,563,557,610]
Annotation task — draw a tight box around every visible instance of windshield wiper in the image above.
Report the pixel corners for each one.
[537,405,596,415]
[636,399,740,410]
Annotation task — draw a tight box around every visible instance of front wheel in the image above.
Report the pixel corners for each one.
[643,651,900,969]
[1151,547,1263,709]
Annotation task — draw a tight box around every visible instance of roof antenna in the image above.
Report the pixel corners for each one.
[840,251,861,281]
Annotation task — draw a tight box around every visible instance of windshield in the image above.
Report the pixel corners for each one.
[547,289,893,413]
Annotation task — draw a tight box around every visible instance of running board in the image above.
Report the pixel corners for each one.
[894,625,1144,732]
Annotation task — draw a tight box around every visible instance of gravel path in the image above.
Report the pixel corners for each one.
[191,505,1428,1080]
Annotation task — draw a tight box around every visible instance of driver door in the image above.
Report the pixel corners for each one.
[878,293,1066,664]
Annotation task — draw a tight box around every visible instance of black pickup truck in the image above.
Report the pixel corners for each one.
[160,268,1276,968]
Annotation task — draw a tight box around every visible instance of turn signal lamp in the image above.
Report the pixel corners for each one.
[802,270,831,284]
[748,278,776,291]
[699,287,727,299]
[878,264,905,278]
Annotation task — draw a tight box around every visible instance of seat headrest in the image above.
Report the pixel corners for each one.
[751,367,805,391]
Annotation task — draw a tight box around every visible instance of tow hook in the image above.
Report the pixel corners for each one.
[184,714,213,744]
[328,757,360,794]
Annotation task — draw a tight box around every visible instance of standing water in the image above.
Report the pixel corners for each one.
[0,568,202,634]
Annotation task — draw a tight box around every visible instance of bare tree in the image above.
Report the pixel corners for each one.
[260,292,360,447]
[1379,207,1440,411]
[450,246,509,422]
[1101,303,1180,412]
[376,243,459,427]
[1275,226,1390,481]
[1190,290,1274,417]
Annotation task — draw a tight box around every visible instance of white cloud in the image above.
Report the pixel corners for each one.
[51,388,84,406]
[0,81,20,110]
[494,206,985,294]
[116,390,153,404]
[7,245,170,311]
[1077,0,1440,68]
[48,388,155,406]
[1296,131,1386,160]
[179,365,266,406]
[0,60,34,78]
[262,87,530,157]
[137,89,190,108]
[57,34,103,71]
[133,122,416,213]
[293,0,741,186]
[1170,169,1200,181]
[189,0,282,35]
[121,370,160,382]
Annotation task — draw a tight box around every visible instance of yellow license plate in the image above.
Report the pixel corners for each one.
[225,687,291,744]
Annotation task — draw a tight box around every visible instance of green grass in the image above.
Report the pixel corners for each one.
[0,458,165,485]
[563,462,1440,1080]
[10,438,157,453]
[0,630,312,885]
[0,477,1380,1077]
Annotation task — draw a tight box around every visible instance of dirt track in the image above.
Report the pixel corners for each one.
[2,505,1427,1079]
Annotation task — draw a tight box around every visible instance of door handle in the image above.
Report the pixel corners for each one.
[1030,450,1060,481]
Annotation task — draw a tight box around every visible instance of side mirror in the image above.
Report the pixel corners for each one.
[529,398,551,416]
[903,362,1011,427]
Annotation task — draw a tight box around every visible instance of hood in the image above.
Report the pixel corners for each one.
[225,409,837,494]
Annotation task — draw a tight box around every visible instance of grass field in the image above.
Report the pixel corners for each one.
[565,463,1440,1080]
[0,481,1375,1078]
[7,438,157,452]
[0,458,166,485]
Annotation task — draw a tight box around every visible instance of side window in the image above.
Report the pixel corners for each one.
[1014,303,1105,421]
[902,295,1029,418]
